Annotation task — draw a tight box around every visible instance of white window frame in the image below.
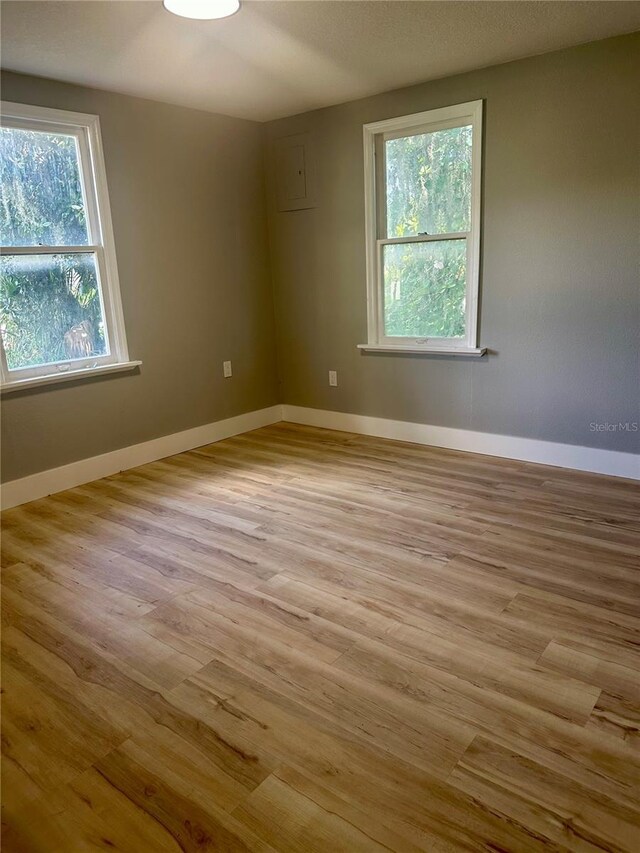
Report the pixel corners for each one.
[359,100,486,356]
[0,102,139,392]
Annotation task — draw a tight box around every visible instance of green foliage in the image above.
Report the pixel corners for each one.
[1,254,105,369]
[384,125,471,338]
[0,128,105,369]
[0,128,88,247]
[384,240,466,338]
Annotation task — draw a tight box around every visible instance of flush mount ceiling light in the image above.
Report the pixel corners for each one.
[163,0,240,19]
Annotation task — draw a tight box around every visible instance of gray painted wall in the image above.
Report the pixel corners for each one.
[1,72,279,482]
[2,34,638,484]
[265,33,640,453]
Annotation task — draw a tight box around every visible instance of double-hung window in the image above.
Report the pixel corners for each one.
[361,100,485,355]
[0,102,137,391]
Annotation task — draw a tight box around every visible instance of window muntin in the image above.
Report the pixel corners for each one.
[0,103,130,386]
[364,101,482,351]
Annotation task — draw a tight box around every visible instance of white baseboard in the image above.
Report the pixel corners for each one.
[1,405,282,510]
[3,402,637,509]
[281,405,640,480]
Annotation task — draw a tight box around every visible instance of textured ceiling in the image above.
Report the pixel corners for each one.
[2,1,639,121]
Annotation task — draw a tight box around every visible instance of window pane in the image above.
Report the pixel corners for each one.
[385,125,472,238]
[0,253,107,370]
[383,239,466,338]
[0,128,89,247]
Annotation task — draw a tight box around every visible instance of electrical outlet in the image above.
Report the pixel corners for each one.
[328,370,338,387]
[223,360,232,378]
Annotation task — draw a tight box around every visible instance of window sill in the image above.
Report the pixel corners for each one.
[357,344,487,357]
[1,360,142,394]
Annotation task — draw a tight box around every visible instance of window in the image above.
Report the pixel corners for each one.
[0,102,137,391]
[360,100,485,355]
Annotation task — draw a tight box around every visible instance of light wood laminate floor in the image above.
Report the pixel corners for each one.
[2,423,639,852]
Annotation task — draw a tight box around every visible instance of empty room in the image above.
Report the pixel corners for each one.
[1,1,639,850]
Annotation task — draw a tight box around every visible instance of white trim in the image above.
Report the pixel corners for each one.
[363,102,483,137]
[379,232,468,246]
[1,101,102,128]
[0,405,282,510]
[87,110,129,363]
[0,360,142,394]
[3,402,636,509]
[357,344,486,357]
[0,245,99,255]
[0,101,132,385]
[281,405,640,481]
[363,100,483,352]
